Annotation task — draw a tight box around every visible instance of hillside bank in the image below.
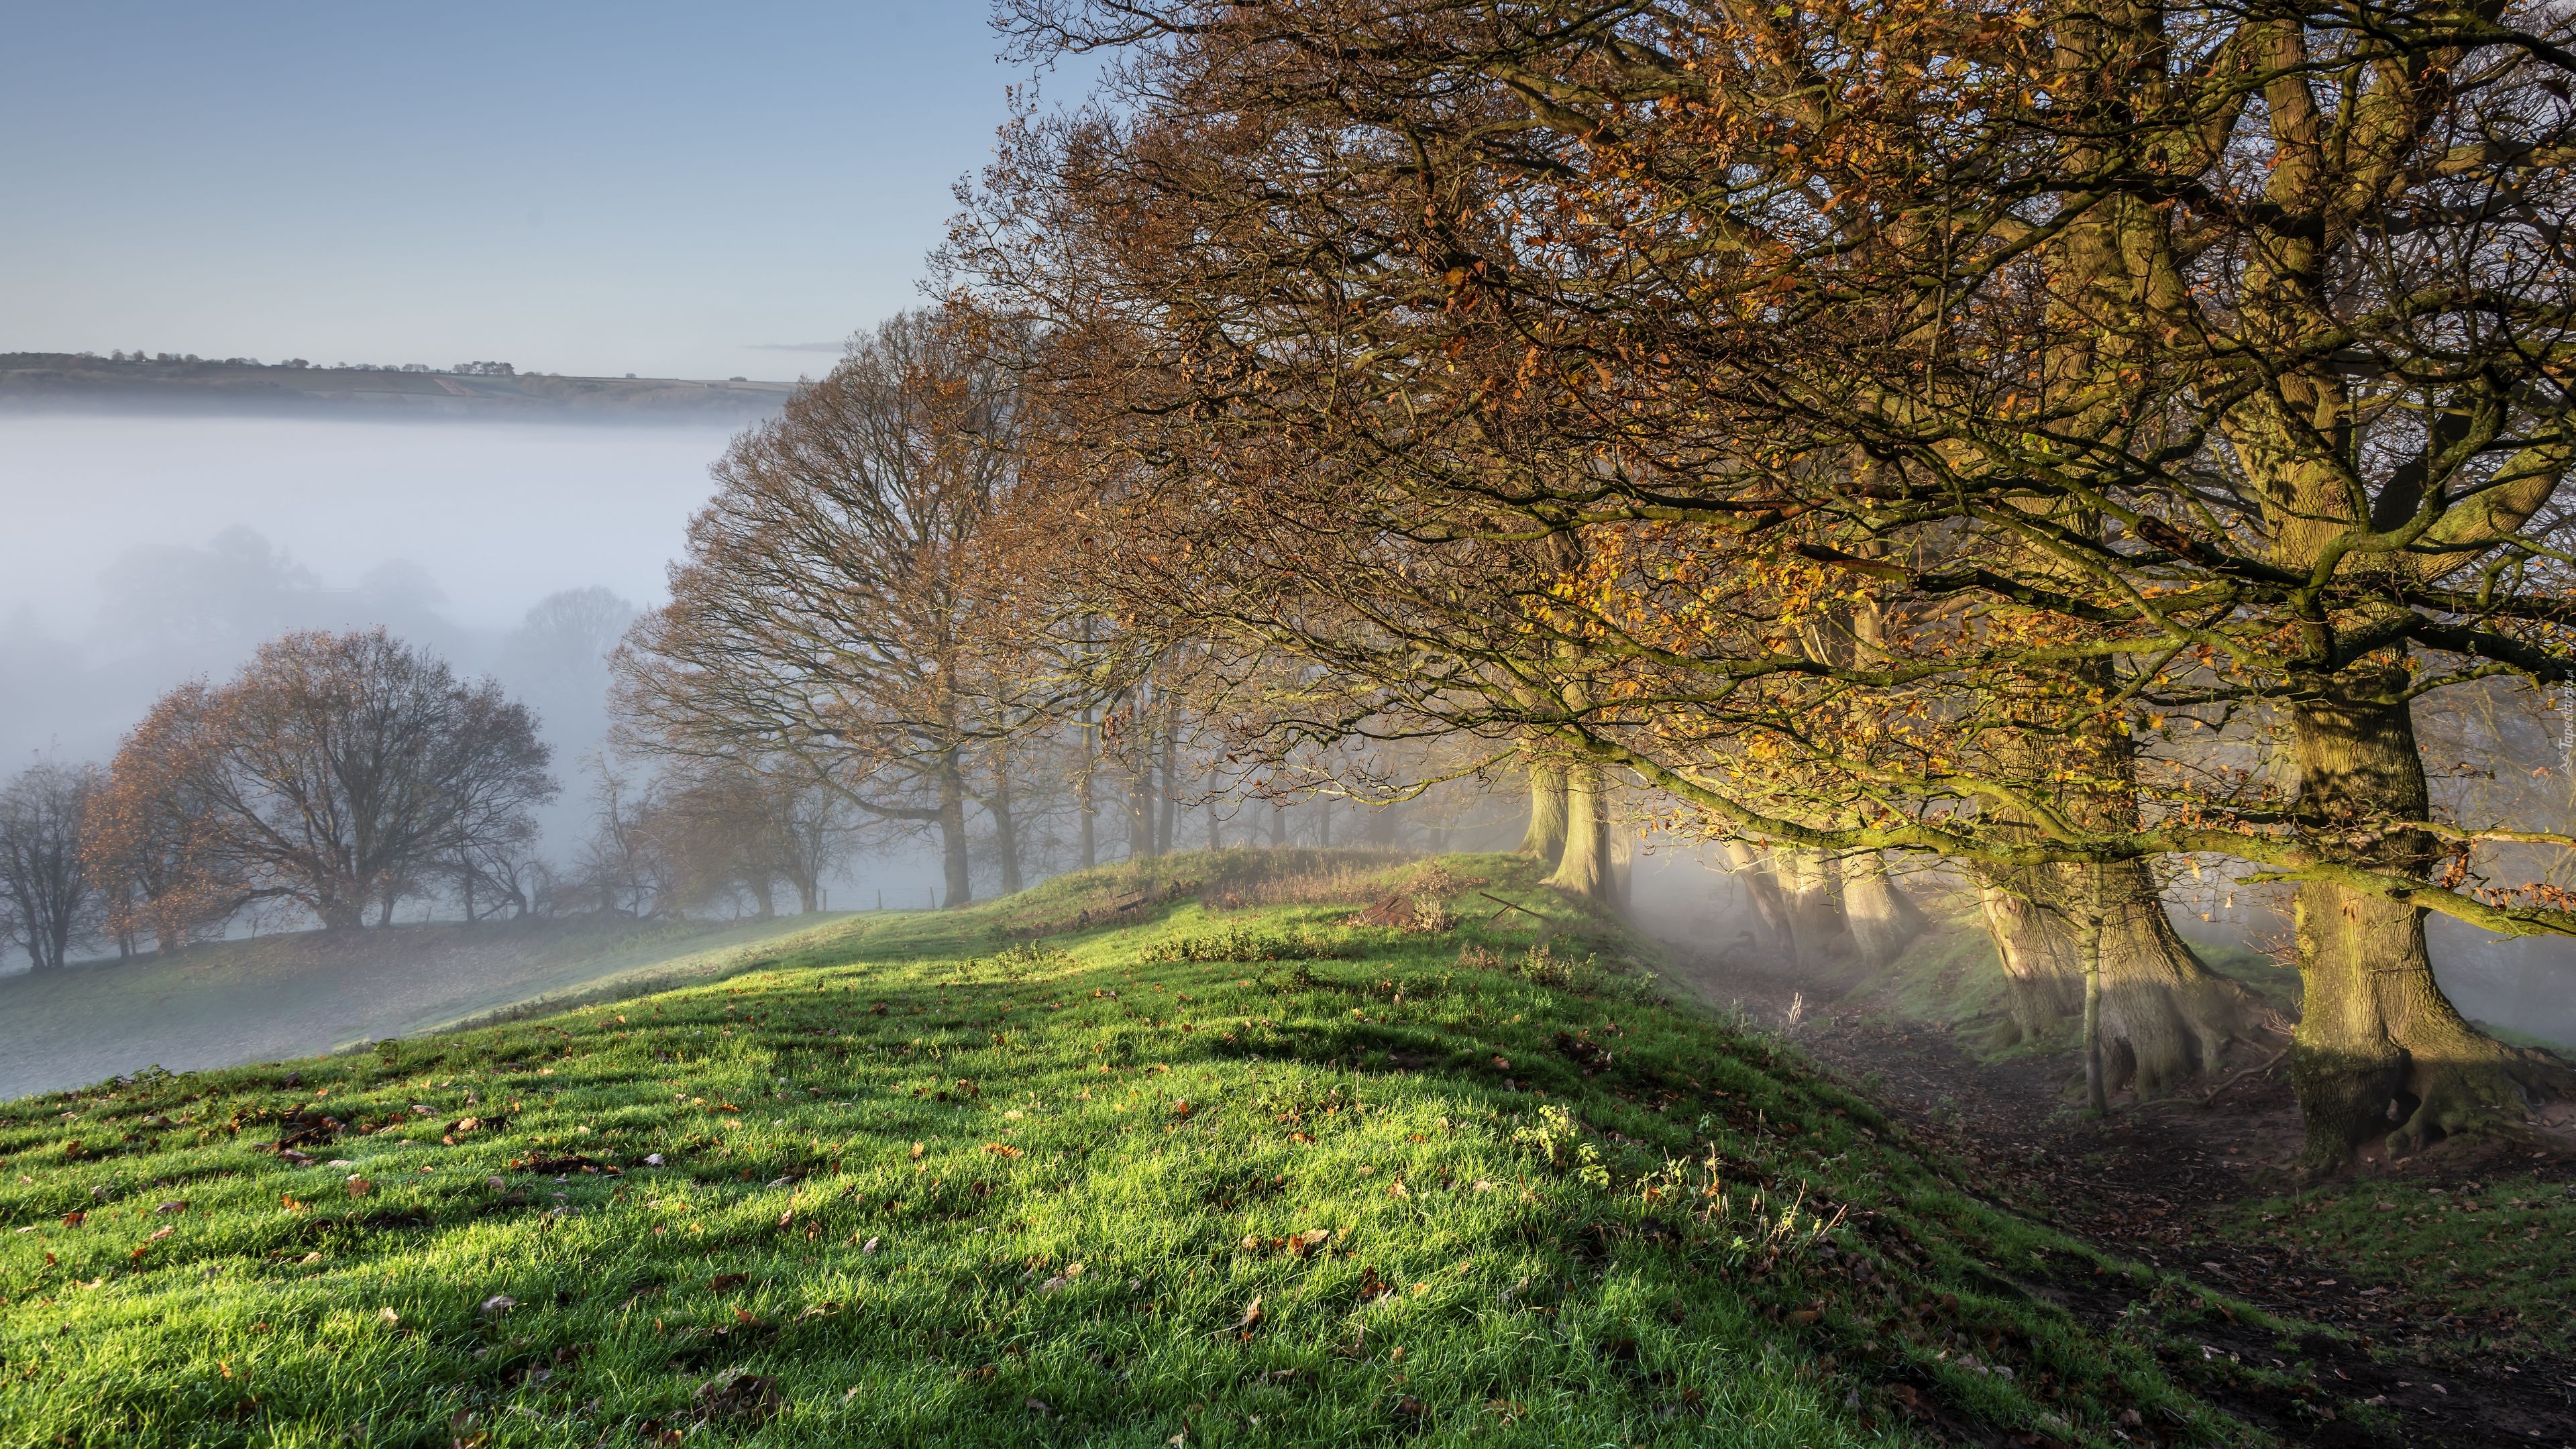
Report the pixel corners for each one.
[0,852,2340,1446]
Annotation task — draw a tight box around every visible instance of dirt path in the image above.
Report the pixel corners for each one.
[1658,940,2576,1448]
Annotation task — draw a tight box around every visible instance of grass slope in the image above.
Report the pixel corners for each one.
[2214,1176,2576,1356]
[0,914,857,1101]
[0,853,2282,1447]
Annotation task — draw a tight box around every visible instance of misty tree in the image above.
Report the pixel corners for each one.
[613,310,1045,908]
[89,630,556,933]
[0,761,103,970]
[96,527,323,656]
[500,587,637,766]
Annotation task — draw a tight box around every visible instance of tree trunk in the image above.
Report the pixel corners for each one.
[1777,849,1850,969]
[1717,841,1796,951]
[1366,797,1401,847]
[2080,911,2109,1116]
[2288,678,2568,1167]
[1206,804,1221,852]
[937,754,973,907]
[990,771,1024,896]
[1079,706,1098,871]
[1544,764,1615,901]
[1126,753,1156,859]
[1841,851,1920,969]
[1318,798,1332,847]
[795,874,820,913]
[1269,802,1285,848]
[750,877,776,918]
[1157,715,1179,855]
[1519,761,1568,866]
[1979,862,2265,1093]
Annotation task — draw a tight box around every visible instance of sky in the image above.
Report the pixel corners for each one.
[0,2,1057,380]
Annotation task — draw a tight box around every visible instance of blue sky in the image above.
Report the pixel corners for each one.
[1,3,1056,379]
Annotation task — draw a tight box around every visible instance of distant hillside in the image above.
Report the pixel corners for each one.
[0,913,857,1099]
[0,352,794,424]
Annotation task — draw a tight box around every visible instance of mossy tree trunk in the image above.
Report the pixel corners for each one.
[1841,851,1921,969]
[2286,675,2570,1167]
[1544,763,1615,902]
[1979,862,2265,1093]
[1776,849,1851,971]
[1519,759,1568,867]
[1717,840,1796,952]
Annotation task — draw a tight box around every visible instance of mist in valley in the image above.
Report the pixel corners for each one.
[0,413,959,955]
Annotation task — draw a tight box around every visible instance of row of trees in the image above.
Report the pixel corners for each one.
[592,0,2576,1170]
[918,0,2576,1172]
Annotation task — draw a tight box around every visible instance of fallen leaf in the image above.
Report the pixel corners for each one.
[983,1142,1024,1157]
[643,1153,666,1167]
[346,1177,372,1197]
[153,1201,187,1215]
[694,1373,782,1422]
[910,1142,925,1160]
[60,1211,83,1228]
[148,1226,174,1241]
[860,1236,881,1256]
[1238,1294,1265,1331]
[378,1307,400,1326]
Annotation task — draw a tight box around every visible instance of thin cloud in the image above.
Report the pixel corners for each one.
[745,341,845,353]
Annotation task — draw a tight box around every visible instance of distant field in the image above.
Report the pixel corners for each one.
[0,914,858,1099]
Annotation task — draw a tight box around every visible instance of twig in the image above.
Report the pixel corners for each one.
[2200,1046,2292,1106]
[1479,891,1544,924]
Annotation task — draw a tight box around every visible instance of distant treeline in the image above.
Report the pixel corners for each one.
[0,352,790,424]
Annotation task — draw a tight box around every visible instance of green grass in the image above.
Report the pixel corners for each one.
[0,852,2275,1446]
[2212,1175,2576,1354]
[0,914,859,1101]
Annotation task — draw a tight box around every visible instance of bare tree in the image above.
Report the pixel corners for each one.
[0,761,103,970]
[90,630,555,934]
[614,310,1051,908]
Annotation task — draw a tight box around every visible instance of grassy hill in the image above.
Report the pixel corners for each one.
[0,852,2290,1446]
[0,914,859,1101]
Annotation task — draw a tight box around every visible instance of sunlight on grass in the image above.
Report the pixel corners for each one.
[0,853,2255,1446]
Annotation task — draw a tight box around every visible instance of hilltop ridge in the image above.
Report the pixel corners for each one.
[0,352,793,424]
[0,850,2321,1446]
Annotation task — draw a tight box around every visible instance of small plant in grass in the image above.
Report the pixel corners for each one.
[1142,924,1355,963]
